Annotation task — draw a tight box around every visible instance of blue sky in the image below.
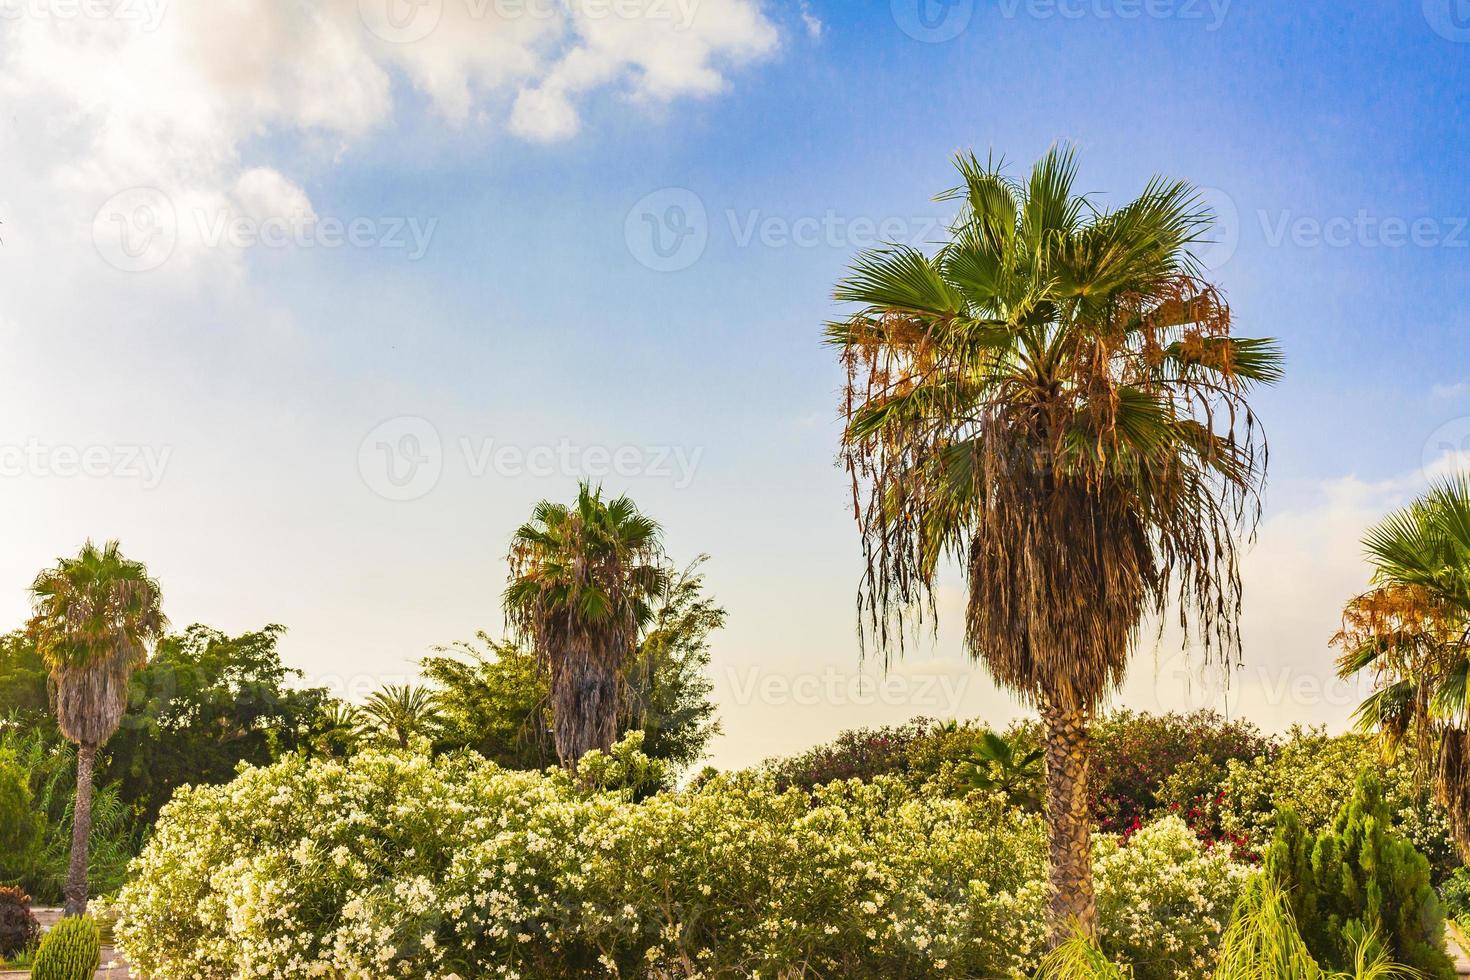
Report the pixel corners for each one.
[2,0,1469,765]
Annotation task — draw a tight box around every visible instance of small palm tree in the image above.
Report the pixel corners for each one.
[310,701,366,759]
[29,540,166,916]
[504,483,666,766]
[957,731,1044,811]
[360,684,442,749]
[1335,475,1470,860]
[830,147,1280,940]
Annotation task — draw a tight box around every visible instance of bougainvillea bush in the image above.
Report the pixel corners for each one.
[115,737,1249,980]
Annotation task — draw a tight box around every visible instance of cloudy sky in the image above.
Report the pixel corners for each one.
[2,0,1469,768]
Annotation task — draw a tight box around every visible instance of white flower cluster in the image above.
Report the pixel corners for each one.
[114,741,1250,979]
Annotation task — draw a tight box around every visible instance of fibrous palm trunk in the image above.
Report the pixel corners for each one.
[1040,700,1096,944]
[553,654,620,767]
[63,742,97,918]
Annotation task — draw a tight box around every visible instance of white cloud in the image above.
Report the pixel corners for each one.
[1432,380,1469,401]
[799,1,824,38]
[0,0,779,274]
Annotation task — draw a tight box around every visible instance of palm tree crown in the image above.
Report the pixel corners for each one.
[30,540,167,748]
[1335,475,1470,858]
[504,482,667,766]
[361,684,442,749]
[829,146,1281,939]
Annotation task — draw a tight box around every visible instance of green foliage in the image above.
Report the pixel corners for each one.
[105,624,339,821]
[1035,931,1133,980]
[956,730,1044,811]
[0,729,141,904]
[0,749,40,861]
[1438,865,1470,919]
[360,684,442,749]
[0,887,39,959]
[1038,878,1423,980]
[0,633,48,729]
[30,916,101,980]
[116,750,1245,980]
[1266,772,1456,979]
[621,558,724,771]
[1219,728,1457,874]
[423,635,556,769]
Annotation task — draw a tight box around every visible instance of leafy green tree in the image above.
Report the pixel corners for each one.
[504,483,667,766]
[423,636,556,769]
[622,558,723,771]
[0,750,41,868]
[0,633,48,731]
[360,684,443,749]
[103,624,337,821]
[1266,772,1456,979]
[830,147,1280,940]
[1334,476,1470,863]
[29,540,166,916]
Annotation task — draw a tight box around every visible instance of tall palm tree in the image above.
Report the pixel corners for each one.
[1334,475,1470,860]
[361,684,442,749]
[504,483,666,767]
[829,147,1280,940]
[29,540,166,916]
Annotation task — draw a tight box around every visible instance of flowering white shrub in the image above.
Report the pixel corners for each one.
[1094,817,1255,980]
[115,738,1247,979]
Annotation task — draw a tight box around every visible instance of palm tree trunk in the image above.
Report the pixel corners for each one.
[63,742,97,918]
[1040,699,1097,946]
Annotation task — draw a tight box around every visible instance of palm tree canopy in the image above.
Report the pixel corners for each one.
[830,146,1281,711]
[361,684,442,746]
[29,540,167,748]
[1336,475,1470,750]
[504,483,667,656]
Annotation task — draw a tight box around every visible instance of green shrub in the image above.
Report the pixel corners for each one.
[116,738,1245,980]
[0,886,39,959]
[1220,729,1457,874]
[1439,866,1470,920]
[31,916,101,980]
[1266,772,1456,979]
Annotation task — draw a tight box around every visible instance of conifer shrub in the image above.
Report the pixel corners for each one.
[1265,772,1456,979]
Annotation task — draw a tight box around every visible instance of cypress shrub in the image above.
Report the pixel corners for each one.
[31,915,101,980]
[1266,771,1456,979]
